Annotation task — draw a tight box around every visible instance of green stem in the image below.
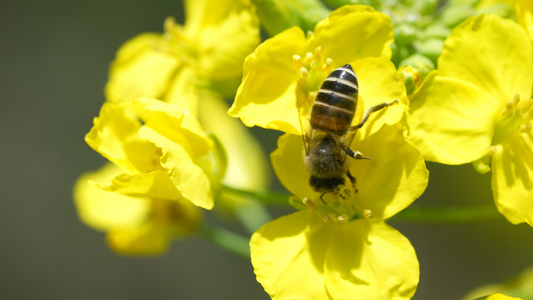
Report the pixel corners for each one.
[390,204,502,223]
[222,185,292,206]
[223,185,504,223]
[199,224,250,257]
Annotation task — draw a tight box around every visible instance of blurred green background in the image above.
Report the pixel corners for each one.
[1,0,532,299]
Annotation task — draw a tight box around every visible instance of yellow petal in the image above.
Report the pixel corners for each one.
[271,125,428,219]
[439,15,532,106]
[139,126,214,209]
[198,91,270,190]
[352,57,408,139]
[250,210,334,299]
[105,33,180,103]
[102,170,181,200]
[486,294,524,300]
[491,133,533,226]
[408,71,496,164]
[73,163,150,231]
[164,66,200,116]
[194,0,260,81]
[325,220,418,300]
[271,133,318,200]
[228,26,307,134]
[515,0,533,43]
[349,124,429,219]
[184,0,253,36]
[85,102,161,174]
[307,5,393,63]
[129,98,212,158]
[107,222,170,256]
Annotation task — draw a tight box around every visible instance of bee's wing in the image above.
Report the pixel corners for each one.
[338,124,358,163]
[339,95,365,162]
[296,81,313,155]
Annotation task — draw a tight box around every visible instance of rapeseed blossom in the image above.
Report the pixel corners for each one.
[408,15,533,226]
[229,5,407,138]
[230,5,429,298]
[105,0,268,192]
[253,125,428,299]
[74,163,201,255]
[105,0,259,104]
[74,98,216,254]
[71,0,533,297]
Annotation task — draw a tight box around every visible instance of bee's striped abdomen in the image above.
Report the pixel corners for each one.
[310,64,358,134]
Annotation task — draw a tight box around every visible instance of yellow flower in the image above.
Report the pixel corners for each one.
[252,125,428,299]
[228,6,428,297]
[85,98,214,209]
[74,163,201,255]
[104,0,268,192]
[229,5,407,139]
[105,0,260,105]
[74,98,217,254]
[408,15,533,226]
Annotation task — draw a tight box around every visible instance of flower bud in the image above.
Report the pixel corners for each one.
[252,0,330,36]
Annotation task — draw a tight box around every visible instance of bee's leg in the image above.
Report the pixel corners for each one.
[352,99,399,130]
[346,170,358,193]
[343,144,371,160]
[319,192,327,205]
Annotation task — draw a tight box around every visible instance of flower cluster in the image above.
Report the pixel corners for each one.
[74,0,533,299]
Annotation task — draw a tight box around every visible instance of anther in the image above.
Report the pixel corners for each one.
[293,55,302,70]
[502,94,520,116]
[303,197,317,211]
[323,58,334,73]
[299,67,309,79]
[323,212,337,223]
[337,214,349,223]
[304,52,313,65]
[362,209,373,219]
[519,124,531,133]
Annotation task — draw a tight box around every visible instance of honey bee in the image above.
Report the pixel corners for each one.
[299,64,398,200]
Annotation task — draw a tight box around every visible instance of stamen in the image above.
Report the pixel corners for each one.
[362,209,373,219]
[501,93,520,116]
[304,52,313,65]
[323,212,337,223]
[314,47,323,70]
[299,67,309,79]
[323,58,334,74]
[293,55,302,71]
[519,124,531,133]
[303,197,317,211]
[337,214,349,223]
